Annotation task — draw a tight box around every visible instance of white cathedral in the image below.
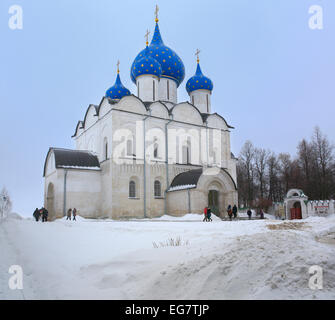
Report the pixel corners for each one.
[43,9,238,220]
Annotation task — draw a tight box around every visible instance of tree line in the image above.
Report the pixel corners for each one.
[237,127,335,209]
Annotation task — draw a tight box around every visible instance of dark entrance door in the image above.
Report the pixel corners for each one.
[208,190,219,216]
[290,202,302,219]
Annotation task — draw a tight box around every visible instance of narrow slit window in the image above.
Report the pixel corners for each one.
[153,80,155,101]
[167,80,170,100]
[206,94,209,113]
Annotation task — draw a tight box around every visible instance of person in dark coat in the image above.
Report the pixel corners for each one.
[203,207,208,222]
[72,208,77,221]
[33,208,40,222]
[232,205,238,219]
[227,205,232,221]
[41,207,48,222]
[260,209,264,219]
[207,207,212,222]
[247,209,252,220]
[66,208,72,220]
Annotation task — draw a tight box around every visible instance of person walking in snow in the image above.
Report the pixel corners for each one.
[66,208,72,220]
[72,208,77,221]
[232,205,238,219]
[227,205,232,221]
[260,208,264,219]
[207,207,212,222]
[203,207,208,222]
[41,207,48,222]
[247,209,252,220]
[33,208,40,222]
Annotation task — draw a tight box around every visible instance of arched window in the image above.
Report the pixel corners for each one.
[103,137,108,160]
[206,94,209,113]
[154,180,161,198]
[182,138,191,164]
[127,138,134,157]
[153,137,159,159]
[129,181,136,198]
[167,80,170,100]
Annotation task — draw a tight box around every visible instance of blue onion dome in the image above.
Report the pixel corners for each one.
[105,64,131,100]
[132,45,162,80]
[131,22,185,87]
[186,61,213,94]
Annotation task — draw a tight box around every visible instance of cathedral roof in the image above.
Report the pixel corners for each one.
[186,62,213,94]
[130,22,185,87]
[43,148,100,176]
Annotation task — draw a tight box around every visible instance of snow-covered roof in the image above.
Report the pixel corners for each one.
[43,148,100,176]
[168,184,196,192]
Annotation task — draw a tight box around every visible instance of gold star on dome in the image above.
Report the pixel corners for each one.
[150,64,153,67]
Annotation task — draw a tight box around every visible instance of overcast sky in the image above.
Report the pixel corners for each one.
[1,0,334,216]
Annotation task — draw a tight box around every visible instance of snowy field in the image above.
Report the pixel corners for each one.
[1,213,335,300]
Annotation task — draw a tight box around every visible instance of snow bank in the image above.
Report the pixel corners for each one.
[1,215,334,299]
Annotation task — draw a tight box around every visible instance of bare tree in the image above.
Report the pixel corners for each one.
[0,187,12,220]
[238,141,255,206]
[254,148,270,199]
[311,126,334,199]
[267,153,281,202]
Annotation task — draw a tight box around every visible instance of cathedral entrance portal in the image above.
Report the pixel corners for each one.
[46,183,55,220]
[208,190,219,217]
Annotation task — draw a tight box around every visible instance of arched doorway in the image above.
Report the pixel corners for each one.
[208,190,219,216]
[290,201,302,219]
[46,183,55,220]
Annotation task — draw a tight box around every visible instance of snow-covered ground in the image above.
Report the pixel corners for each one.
[1,213,335,300]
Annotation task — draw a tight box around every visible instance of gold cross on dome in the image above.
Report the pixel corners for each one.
[155,5,159,22]
[117,60,120,74]
[144,29,150,46]
[195,49,201,63]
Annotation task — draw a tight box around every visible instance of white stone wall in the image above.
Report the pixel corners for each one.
[190,90,211,113]
[136,75,159,102]
[158,78,177,103]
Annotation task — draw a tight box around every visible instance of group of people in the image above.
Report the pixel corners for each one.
[202,205,265,221]
[226,204,238,220]
[33,207,48,222]
[203,207,213,222]
[66,208,77,221]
